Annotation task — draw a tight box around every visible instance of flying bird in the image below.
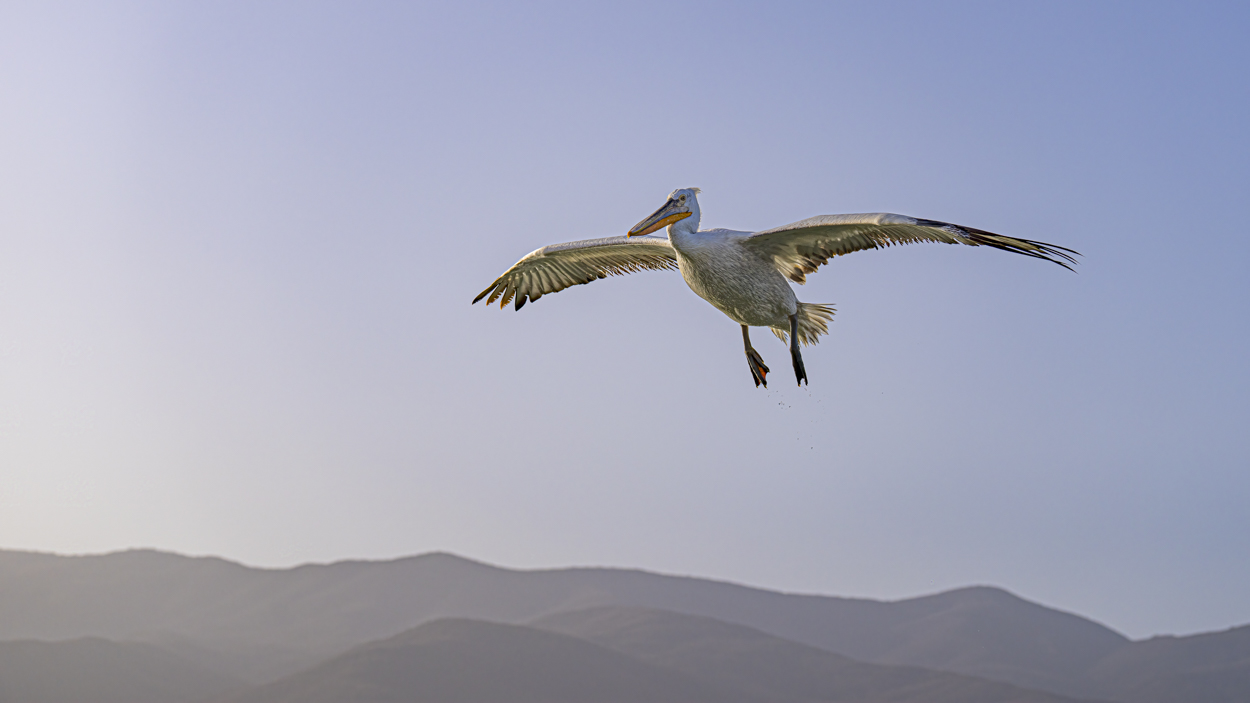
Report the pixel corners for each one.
[473,189,1078,388]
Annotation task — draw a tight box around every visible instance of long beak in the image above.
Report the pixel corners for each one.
[628,198,691,237]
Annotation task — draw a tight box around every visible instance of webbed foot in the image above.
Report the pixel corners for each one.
[746,347,770,387]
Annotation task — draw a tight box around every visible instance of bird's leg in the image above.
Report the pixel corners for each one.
[790,313,808,386]
[742,325,769,388]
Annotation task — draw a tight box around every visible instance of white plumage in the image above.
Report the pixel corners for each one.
[474,188,1077,387]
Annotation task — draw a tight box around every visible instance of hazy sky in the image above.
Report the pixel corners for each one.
[1,1,1247,640]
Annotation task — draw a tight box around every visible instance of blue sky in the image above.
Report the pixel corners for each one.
[1,1,1247,639]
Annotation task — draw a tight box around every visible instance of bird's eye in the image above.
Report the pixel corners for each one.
[680,195,687,202]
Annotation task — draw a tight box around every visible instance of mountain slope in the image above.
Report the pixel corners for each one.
[227,618,745,703]
[0,547,1129,694]
[859,586,1126,696]
[532,605,1092,703]
[0,637,243,703]
[1084,624,1250,702]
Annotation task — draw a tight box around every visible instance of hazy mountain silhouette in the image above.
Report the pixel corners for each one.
[531,606,1088,703]
[0,636,242,703]
[0,548,1128,693]
[226,618,744,703]
[0,548,1246,702]
[847,586,1127,696]
[1083,624,1250,702]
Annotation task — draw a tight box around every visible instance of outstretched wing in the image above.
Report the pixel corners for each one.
[473,235,679,310]
[744,213,1079,283]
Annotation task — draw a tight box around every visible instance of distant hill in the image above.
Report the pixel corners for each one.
[1083,624,1250,702]
[0,548,1130,694]
[226,618,744,703]
[1,547,1247,702]
[0,637,242,703]
[531,605,1089,703]
[850,586,1127,696]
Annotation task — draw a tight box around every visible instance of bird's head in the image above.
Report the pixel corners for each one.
[628,188,701,237]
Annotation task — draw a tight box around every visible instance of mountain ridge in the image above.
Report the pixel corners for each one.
[1,547,1244,702]
[228,616,1092,703]
[0,547,1122,616]
[530,605,1092,703]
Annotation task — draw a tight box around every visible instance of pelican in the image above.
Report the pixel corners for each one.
[473,189,1078,387]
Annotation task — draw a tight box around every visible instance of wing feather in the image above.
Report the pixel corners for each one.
[744,213,1079,283]
[473,235,679,310]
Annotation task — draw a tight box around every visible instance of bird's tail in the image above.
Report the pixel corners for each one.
[771,302,835,346]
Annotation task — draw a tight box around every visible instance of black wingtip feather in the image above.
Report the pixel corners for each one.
[914,219,1082,270]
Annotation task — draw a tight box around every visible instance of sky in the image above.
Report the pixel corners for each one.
[1,1,1247,640]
